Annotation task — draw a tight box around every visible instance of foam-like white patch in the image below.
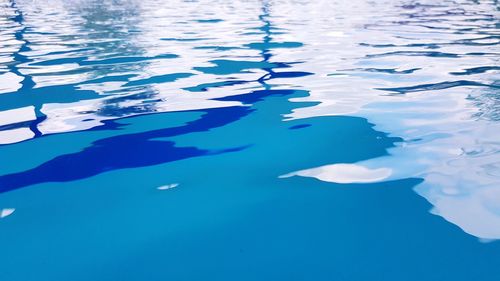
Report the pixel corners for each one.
[0,208,15,218]
[157,183,179,190]
[281,164,392,184]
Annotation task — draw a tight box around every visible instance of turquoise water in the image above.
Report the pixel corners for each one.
[1,0,500,280]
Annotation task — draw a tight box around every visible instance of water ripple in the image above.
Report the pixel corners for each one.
[1,1,500,278]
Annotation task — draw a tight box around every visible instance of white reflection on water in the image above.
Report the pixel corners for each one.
[0,106,36,144]
[0,106,36,126]
[280,164,392,184]
[272,1,500,240]
[157,183,179,190]
[0,208,15,218]
[288,88,500,240]
[0,72,22,94]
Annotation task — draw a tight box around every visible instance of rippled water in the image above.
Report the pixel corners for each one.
[1,0,500,280]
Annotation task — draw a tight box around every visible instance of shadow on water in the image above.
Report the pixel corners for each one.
[0,106,251,192]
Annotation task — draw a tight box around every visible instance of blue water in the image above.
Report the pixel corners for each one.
[1,0,500,280]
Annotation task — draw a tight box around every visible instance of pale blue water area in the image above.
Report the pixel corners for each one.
[1,0,500,280]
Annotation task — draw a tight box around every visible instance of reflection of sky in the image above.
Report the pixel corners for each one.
[275,0,500,240]
[0,0,499,241]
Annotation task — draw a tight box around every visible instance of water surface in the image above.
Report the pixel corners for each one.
[1,0,500,280]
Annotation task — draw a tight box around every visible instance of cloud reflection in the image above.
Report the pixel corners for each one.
[281,164,392,184]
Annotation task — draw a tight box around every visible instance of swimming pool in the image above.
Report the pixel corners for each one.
[1,0,500,280]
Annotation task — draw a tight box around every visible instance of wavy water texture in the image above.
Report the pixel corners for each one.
[0,0,500,280]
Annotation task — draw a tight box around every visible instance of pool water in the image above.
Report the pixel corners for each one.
[1,0,500,280]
